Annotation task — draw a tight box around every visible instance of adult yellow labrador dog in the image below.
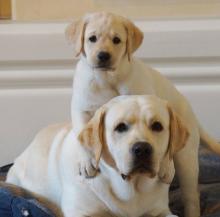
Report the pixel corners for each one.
[66,12,220,217]
[7,95,187,217]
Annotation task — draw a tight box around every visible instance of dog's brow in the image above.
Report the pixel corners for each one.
[112,33,120,37]
[113,115,137,127]
[87,31,97,35]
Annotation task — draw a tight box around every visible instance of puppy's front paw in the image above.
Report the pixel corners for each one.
[77,151,99,178]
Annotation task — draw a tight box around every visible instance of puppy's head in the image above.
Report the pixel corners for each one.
[79,95,189,180]
[66,12,143,70]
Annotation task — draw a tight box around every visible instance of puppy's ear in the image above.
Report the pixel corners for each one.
[167,105,189,159]
[65,18,87,57]
[124,19,143,61]
[78,107,106,166]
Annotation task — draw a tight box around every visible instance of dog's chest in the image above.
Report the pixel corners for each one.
[83,79,119,111]
[90,173,164,217]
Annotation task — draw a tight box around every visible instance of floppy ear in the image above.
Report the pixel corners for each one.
[78,107,106,167]
[158,105,189,184]
[65,18,87,57]
[167,105,189,159]
[124,19,143,61]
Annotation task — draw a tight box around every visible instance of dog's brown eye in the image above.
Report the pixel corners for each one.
[113,36,121,44]
[89,35,97,43]
[115,123,129,133]
[151,121,163,132]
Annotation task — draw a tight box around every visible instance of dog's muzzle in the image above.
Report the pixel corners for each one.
[96,51,112,69]
[131,141,153,161]
[97,51,111,62]
[121,142,155,181]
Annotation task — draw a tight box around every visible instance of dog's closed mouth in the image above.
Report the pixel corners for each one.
[94,65,115,71]
[121,166,156,181]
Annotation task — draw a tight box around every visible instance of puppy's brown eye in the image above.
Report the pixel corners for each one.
[113,36,121,44]
[115,123,129,133]
[151,121,163,132]
[89,35,97,43]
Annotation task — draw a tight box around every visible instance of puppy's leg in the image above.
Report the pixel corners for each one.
[174,131,200,217]
[76,139,98,178]
[72,110,98,178]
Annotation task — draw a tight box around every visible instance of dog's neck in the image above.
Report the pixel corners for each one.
[98,159,136,202]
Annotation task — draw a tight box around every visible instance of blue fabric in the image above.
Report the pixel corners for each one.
[0,188,55,217]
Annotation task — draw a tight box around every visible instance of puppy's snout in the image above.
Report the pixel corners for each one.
[97,51,111,62]
[131,142,153,159]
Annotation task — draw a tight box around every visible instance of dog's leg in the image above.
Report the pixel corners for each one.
[174,130,200,217]
[75,138,99,178]
[61,184,108,217]
[72,110,91,135]
[72,110,98,178]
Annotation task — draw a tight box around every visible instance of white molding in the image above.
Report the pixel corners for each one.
[0,18,220,86]
[0,69,73,89]
[1,19,220,61]
[0,65,220,89]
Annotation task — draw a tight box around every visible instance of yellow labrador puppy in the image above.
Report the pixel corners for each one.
[7,95,187,217]
[66,12,220,217]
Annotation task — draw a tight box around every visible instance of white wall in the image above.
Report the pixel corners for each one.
[0,19,220,165]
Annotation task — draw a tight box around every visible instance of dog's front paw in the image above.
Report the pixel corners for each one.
[77,151,99,178]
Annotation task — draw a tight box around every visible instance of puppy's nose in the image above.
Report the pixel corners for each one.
[131,142,153,159]
[98,51,111,62]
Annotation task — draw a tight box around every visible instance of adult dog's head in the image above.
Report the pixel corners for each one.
[66,12,143,70]
[79,95,189,181]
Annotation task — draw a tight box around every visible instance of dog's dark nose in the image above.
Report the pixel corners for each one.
[131,142,153,159]
[97,51,111,62]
